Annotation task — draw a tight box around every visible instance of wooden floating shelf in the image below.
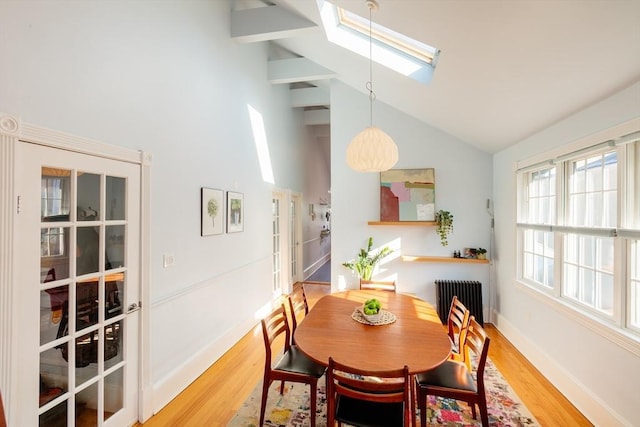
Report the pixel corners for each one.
[368,221,436,226]
[401,255,490,264]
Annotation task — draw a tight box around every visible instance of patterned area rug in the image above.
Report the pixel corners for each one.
[228,358,539,426]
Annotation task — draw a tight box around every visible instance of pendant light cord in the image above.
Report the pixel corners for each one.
[367,2,375,127]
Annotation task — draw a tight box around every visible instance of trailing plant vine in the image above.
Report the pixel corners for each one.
[435,210,454,246]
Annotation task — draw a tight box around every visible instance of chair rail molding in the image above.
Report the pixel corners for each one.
[0,112,20,421]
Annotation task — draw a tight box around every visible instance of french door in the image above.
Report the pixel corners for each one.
[14,141,141,426]
[272,191,303,296]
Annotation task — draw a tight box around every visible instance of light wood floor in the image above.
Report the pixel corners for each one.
[139,283,592,426]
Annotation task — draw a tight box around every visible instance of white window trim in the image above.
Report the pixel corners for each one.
[515,117,640,354]
[515,279,640,357]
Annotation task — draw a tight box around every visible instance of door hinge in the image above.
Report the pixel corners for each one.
[17,195,21,214]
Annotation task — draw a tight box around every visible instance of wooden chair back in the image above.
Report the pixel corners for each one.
[416,316,491,427]
[463,316,491,389]
[287,285,309,342]
[359,279,397,292]
[447,295,470,350]
[261,304,292,368]
[260,304,325,427]
[327,357,411,427]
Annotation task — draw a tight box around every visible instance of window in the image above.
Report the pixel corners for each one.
[317,0,439,84]
[631,240,640,328]
[517,129,640,337]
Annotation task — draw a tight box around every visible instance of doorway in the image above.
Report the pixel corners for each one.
[14,141,141,426]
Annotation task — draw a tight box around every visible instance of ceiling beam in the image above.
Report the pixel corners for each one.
[304,109,330,126]
[290,87,330,108]
[231,5,317,43]
[268,58,336,84]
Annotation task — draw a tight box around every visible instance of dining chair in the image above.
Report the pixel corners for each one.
[260,304,326,427]
[359,279,397,292]
[415,316,491,427]
[326,357,412,427]
[447,295,471,367]
[287,284,309,345]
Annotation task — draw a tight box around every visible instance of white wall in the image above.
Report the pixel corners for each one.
[492,82,640,426]
[0,0,311,416]
[330,81,493,308]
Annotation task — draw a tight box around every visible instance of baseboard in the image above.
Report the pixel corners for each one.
[494,313,630,426]
[304,253,331,280]
[150,315,258,415]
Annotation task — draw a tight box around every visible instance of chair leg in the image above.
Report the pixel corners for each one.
[418,387,428,427]
[259,378,271,426]
[280,380,285,394]
[410,376,417,427]
[309,381,317,427]
[479,397,489,427]
[471,402,477,419]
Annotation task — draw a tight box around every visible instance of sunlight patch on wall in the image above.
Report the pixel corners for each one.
[248,105,275,184]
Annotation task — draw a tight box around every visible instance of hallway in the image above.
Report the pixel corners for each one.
[306,260,330,283]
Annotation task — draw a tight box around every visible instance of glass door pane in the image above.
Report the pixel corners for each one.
[38,165,133,426]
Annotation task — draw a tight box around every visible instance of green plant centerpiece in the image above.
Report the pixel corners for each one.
[435,210,454,246]
[363,298,381,315]
[342,237,393,281]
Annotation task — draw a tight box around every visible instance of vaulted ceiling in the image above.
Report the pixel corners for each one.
[232,0,640,153]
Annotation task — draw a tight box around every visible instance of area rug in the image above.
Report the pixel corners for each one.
[228,358,539,426]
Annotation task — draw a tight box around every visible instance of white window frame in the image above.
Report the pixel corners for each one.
[515,119,640,355]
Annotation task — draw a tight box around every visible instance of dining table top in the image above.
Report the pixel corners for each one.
[294,289,451,374]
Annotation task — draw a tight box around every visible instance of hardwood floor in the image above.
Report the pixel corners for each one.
[139,283,592,426]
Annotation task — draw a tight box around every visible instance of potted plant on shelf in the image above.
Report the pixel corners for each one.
[435,210,454,246]
[342,237,393,282]
[476,248,487,260]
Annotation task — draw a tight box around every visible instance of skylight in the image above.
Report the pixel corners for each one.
[317,0,440,84]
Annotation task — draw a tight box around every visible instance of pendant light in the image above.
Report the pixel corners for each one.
[346,0,398,172]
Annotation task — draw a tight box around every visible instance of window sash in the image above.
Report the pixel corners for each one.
[517,133,639,335]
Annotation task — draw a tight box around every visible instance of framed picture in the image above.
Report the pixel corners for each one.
[201,187,224,236]
[380,168,435,221]
[227,191,244,233]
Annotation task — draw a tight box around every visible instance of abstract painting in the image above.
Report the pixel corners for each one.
[380,168,435,221]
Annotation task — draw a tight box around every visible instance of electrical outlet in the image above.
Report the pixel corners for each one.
[163,254,175,268]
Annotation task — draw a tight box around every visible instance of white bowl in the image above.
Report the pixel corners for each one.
[360,306,382,323]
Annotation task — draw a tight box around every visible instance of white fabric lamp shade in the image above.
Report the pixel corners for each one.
[346,126,399,172]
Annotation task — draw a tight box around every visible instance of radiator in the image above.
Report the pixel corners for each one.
[435,280,484,325]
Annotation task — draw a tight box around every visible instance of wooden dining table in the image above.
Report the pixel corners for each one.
[294,290,452,374]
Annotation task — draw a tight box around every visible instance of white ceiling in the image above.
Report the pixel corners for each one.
[234,0,640,153]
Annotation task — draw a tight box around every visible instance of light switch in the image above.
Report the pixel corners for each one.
[163,254,175,268]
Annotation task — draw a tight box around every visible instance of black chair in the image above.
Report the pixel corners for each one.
[327,357,412,427]
[260,304,326,427]
[415,316,491,427]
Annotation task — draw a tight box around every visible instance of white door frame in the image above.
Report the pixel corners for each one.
[289,191,303,288]
[0,112,153,424]
[271,189,303,296]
